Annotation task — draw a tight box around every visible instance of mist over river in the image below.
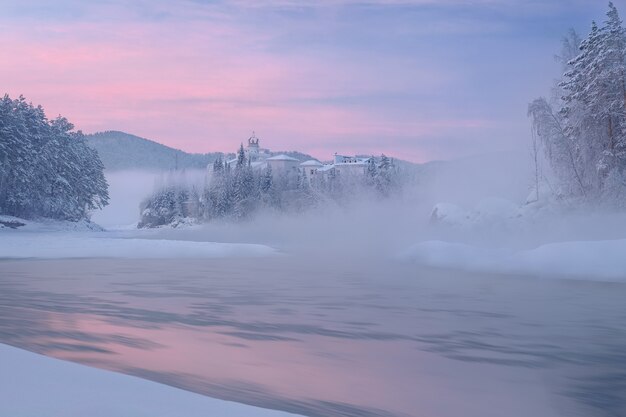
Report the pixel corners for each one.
[1,257,624,417]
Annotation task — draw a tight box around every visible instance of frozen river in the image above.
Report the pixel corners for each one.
[0,257,624,417]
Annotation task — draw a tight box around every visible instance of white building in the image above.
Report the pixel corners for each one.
[219,134,372,182]
[226,133,271,170]
[331,154,370,177]
[305,154,371,181]
[299,159,324,183]
[266,154,300,173]
[223,134,300,177]
[244,132,271,162]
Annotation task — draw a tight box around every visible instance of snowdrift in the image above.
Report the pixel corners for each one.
[0,343,299,417]
[399,239,626,281]
[0,234,278,259]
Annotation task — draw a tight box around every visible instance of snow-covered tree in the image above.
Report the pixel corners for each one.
[139,170,193,228]
[365,156,378,187]
[0,94,109,220]
[139,145,405,227]
[529,3,626,206]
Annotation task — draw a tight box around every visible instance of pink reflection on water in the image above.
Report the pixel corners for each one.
[0,258,568,417]
[39,312,555,417]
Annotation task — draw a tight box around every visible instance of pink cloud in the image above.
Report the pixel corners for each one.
[0,9,482,163]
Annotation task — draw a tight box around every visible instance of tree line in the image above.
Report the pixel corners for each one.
[0,94,109,221]
[529,2,626,207]
[139,145,399,228]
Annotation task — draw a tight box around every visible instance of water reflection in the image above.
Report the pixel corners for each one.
[0,258,625,417]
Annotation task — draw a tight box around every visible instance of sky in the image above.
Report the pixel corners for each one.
[0,0,623,162]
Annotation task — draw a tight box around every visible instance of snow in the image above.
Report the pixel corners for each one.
[399,239,626,281]
[0,215,104,232]
[0,215,279,260]
[0,232,278,259]
[266,154,299,161]
[429,198,521,229]
[0,215,27,229]
[316,164,335,172]
[0,343,300,417]
[299,160,323,167]
[429,203,470,226]
[474,197,520,219]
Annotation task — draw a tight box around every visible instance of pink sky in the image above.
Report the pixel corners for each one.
[1,0,594,162]
[0,22,452,161]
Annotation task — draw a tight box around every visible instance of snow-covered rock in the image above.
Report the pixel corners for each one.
[0,215,27,229]
[429,198,520,230]
[0,215,104,232]
[0,343,300,417]
[429,203,470,227]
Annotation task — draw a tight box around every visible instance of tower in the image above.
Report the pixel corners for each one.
[246,131,260,160]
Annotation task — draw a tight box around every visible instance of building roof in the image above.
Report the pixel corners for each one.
[317,164,335,172]
[335,160,369,166]
[300,160,323,167]
[266,154,299,162]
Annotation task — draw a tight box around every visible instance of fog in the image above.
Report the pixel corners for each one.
[91,169,206,228]
[92,151,626,261]
[6,152,626,417]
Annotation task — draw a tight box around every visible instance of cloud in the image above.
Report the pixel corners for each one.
[1,0,607,162]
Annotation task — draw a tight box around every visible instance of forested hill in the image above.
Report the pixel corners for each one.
[86,131,317,171]
[85,131,224,171]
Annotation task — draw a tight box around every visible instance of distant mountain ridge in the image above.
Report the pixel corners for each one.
[85,131,223,171]
[85,131,316,171]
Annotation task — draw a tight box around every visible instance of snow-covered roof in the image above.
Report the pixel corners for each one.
[266,154,299,162]
[317,164,335,172]
[300,160,323,167]
[333,154,371,165]
[335,159,369,166]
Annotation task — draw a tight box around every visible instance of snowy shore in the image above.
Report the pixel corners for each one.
[0,343,299,417]
[399,239,626,281]
[0,233,278,259]
[0,216,278,259]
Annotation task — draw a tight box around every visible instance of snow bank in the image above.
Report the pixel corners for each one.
[0,234,278,259]
[399,239,626,281]
[0,343,299,417]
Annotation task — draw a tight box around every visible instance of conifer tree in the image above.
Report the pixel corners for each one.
[529,3,626,204]
[0,94,109,220]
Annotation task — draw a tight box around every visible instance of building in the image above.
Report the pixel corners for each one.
[222,134,301,178]
[244,132,271,162]
[266,154,300,173]
[307,154,371,181]
[225,132,271,170]
[331,154,371,177]
[218,133,372,181]
[299,159,324,183]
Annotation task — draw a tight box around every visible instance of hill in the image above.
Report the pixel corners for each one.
[85,131,317,171]
[85,131,224,171]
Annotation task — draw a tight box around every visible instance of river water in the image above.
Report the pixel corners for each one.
[0,257,625,417]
